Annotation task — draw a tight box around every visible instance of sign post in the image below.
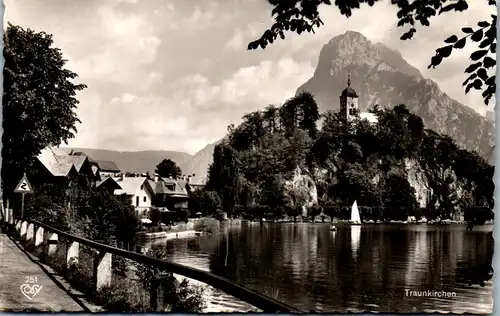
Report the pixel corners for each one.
[14,173,34,219]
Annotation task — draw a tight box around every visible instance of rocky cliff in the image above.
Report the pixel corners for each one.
[297,31,494,161]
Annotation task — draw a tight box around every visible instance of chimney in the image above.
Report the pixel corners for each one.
[187,175,192,183]
[154,176,159,182]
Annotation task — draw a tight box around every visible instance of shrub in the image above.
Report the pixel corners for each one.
[133,250,206,312]
[149,208,162,226]
[193,218,220,234]
[171,279,205,313]
[307,203,322,220]
[95,278,149,312]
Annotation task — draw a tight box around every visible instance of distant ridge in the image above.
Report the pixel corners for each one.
[58,147,193,174]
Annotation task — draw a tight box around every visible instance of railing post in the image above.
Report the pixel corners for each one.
[34,226,44,247]
[93,251,112,291]
[8,209,14,225]
[26,223,35,242]
[150,273,176,312]
[20,221,28,238]
[15,220,21,233]
[45,233,58,256]
[66,241,79,268]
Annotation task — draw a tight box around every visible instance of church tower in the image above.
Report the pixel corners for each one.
[339,72,359,122]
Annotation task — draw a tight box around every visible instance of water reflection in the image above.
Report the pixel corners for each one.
[141,224,493,313]
[350,226,361,260]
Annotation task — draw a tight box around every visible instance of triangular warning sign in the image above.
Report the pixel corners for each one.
[14,174,34,194]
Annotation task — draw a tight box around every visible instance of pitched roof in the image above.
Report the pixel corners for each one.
[37,148,79,177]
[158,178,188,196]
[96,160,121,172]
[70,155,88,172]
[114,177,153,196]
[97,176,122,189]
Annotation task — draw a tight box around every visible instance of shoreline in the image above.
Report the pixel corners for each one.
[136,230,210,240]
[242,219,490,225]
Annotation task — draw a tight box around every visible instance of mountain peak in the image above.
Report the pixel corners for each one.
[317,31,421,79]
[297,31,493,159]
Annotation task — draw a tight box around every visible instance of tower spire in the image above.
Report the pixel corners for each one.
[347,71,351,87]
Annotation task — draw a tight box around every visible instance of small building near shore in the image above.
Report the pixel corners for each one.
[114,176,154,215]
[150,176,190,212]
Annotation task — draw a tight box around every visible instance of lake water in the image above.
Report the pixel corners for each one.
[140,223,493,313]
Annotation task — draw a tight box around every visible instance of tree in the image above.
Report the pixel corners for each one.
[155,159,182,179]
[2,24,86,202]
[205,143,243,215]
[248,0,496,105]
[382,174,418,221]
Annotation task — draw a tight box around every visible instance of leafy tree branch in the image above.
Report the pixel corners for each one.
[248,0,497,105]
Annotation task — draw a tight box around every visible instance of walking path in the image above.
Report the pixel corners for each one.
[0,233,85,312]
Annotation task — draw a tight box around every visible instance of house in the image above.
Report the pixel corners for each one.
[114,176,155,214]
[150,176,190,212]
[95,160,121,178]
[35,148,80,186]
[35,148,98,188]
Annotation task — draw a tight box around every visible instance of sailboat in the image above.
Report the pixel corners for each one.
[349,200,362,225]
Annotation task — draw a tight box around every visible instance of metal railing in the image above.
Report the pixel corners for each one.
[4,211,302,313]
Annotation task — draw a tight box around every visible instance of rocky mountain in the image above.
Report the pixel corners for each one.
[297,31,494,161]
[183,142,217,179]
[59,147,193,174]
[67,31,494,181]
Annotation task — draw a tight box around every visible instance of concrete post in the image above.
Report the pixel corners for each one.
[20,221,28,238]
[26,223,35,241]
[35,226,44,247]
[66,242,79,268]
[93,252,112,291]
[8,209,14,224]
[46,233,58,256]
[15,220,21,233]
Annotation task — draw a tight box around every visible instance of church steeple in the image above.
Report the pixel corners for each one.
[339,71,359,122]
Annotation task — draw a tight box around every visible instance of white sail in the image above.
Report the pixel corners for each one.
[350,200,362,224]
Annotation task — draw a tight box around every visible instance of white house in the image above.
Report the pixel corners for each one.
[114,176,154,214]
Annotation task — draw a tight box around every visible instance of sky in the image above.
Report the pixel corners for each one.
[4,0,496,155]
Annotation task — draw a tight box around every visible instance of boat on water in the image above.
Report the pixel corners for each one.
[329,224,337,231]
[349,200,363,225]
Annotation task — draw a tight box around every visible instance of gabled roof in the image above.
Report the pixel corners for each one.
[96,160,121,172]
[70,155,88,172]
[37,148,80,177]
[114,177,153,196]
[156,178,188,196]
[97,176,122,189]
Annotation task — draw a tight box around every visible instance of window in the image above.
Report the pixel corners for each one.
[140,184,144,190]
[135,196,139,207]
[143,196,147,202]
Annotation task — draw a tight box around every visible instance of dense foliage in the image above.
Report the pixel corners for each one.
[201,93,493,222]
[2,24,86,202]
[248,0,496,105]
[25,181,141,248]
[155,158,183,179]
